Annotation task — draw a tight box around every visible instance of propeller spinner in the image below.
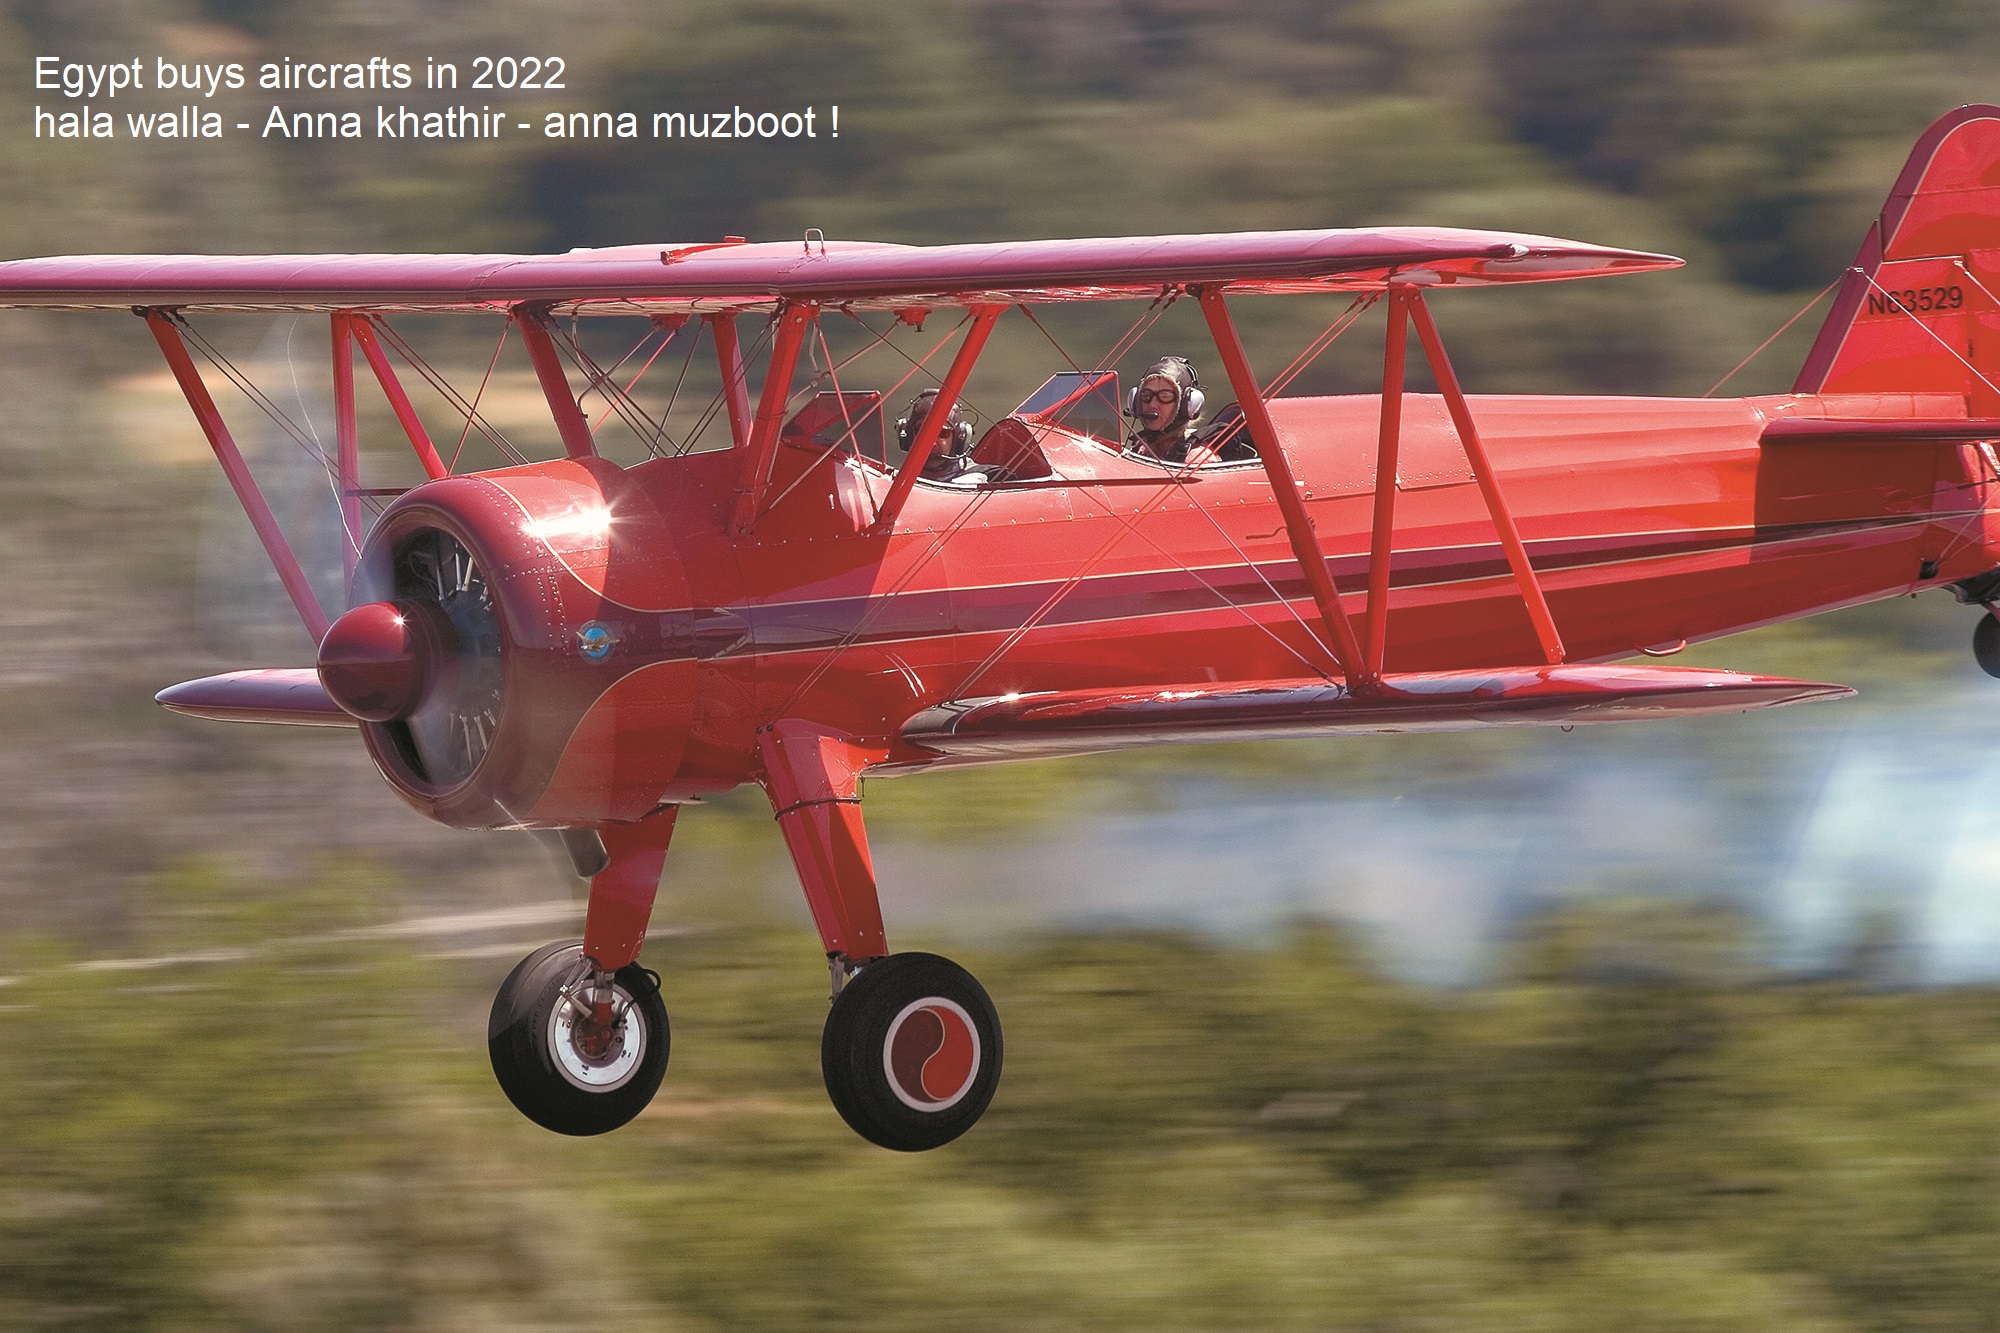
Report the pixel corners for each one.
[319,526,503,789]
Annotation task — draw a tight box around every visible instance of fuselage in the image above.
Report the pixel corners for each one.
[393,387,1995,828]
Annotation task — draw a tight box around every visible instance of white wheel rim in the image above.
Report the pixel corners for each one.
[882,996,981,1112]
[547,969,646,1092]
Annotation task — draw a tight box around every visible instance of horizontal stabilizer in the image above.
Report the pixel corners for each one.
[1762,418,2000,444]
[156,669,356,728]
[903,664,1851,761]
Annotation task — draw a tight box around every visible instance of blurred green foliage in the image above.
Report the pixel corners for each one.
[7,869,2000,1329]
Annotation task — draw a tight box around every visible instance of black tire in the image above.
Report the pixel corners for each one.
[487,940,669,1136]
[1976,614,2000,679]
[821,952,1002,1152]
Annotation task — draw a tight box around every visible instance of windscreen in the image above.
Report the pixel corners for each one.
[1014,371,1121,443]
[780,391,888,463]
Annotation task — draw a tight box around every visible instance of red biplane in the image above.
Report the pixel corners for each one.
[1,106,1995,1150]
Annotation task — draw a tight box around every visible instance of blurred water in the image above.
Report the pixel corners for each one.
[862,679,2000,986]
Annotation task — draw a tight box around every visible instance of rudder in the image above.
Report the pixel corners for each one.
[1794,105,2000,414]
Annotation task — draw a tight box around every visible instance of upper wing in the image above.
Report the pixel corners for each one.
[0,227,1680,315]
[900,664,1849,763]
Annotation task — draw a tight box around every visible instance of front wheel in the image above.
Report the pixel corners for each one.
[821,952,1002,1151]
[488,940,669,1136]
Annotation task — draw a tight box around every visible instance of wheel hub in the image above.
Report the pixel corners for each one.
[882,997,981,1111]
[571,1000,619,1060]
[548,971,645,1092]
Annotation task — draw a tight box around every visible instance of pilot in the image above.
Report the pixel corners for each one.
[1126,356,1205,464]
[1188,403,1259,462]
[899,389,989,486]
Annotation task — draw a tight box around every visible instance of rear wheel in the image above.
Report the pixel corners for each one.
[488,940,669,1136]
[821,952,1001,1151]
[1975,613,2000,678]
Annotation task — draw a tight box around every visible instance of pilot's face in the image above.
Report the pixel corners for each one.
[1135,375,1180,432]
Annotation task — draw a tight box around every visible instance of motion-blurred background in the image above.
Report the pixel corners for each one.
[5,1,2000,1327]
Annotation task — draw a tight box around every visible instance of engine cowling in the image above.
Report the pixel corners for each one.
[324,457,702,830]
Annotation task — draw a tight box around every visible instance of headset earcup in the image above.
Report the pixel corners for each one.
[1125,386,1140,417]
[1183,387,1205,420]
[895,416,912,451]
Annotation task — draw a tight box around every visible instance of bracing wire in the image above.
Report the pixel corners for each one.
[951,453,1213,697]
[1093,287,1176,376]
[369,315,525,468]
[675,316,777,457]
[280,317,376,556]
[1017,304,1082,374]
[552,322,675,456]
[755,313,969,520]
[175,316,395,520]
[1860,270,2000,399]
[1064,474,1338,681]
[598,327,688,456]
[1703,280,1839,398]
[645,321,705,454]
[176,317,334,474]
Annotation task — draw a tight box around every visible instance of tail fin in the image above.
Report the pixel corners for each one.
[1794,105,2000,413]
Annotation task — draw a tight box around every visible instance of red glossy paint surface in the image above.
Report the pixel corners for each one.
[759,721,889,963]
[317,600,442,722]
[581,810,678,972]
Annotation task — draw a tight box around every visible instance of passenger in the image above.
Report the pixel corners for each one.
[1125,356,1205,464]
[898,389,988,486]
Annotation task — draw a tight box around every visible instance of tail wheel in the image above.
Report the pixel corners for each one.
[488,940,669,1136]
[1976,613,2000,678]
[821,952,1002,1151]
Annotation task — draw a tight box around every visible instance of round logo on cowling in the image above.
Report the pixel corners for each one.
[882,997,981,1111]
[576,622,617,662]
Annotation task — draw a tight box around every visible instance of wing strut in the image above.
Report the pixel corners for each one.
[513,303,597,460]
[581,808,679,973]
[331,313,362,581]
[759,719,890,970]
[1365,290,1410,675]
[731,300,818,533]
[706,312,753,450]
[1405,290,1566,665]
[143,310,331,644]
[1196,286,1369,683]
[351,318,449,480]
[870,303,1005,534]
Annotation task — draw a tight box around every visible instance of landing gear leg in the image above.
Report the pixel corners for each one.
[760,721,1003,1149]
[487,810,678,1135]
